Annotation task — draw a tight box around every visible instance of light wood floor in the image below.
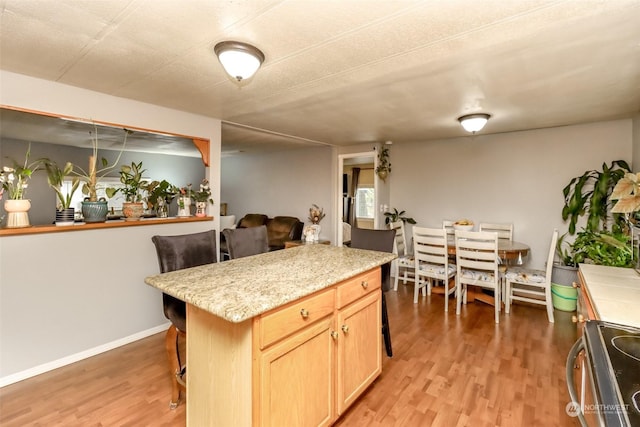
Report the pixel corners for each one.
[0,284,581,426]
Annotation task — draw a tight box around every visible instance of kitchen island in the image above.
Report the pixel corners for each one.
[145,244,396,426]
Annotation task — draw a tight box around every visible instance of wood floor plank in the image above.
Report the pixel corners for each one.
[0,283,581,426]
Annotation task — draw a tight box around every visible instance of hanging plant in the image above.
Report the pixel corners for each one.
[375,144,391,181]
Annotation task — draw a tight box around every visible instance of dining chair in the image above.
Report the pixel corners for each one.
[349,227,396,357]
[388,220,415,291]
[413,226,457,311]
[223,225,270,259]
[505,229,559,322]
[151,229,218,408]
[442,219,456,237]
[454,230,501,323]
[478,222,513,240]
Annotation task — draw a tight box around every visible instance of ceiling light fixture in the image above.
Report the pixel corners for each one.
[458,113,491,133]
[214,41,265,82]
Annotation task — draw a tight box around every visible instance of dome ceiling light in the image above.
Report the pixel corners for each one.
[458,113,491,133]
[214,41,265,82]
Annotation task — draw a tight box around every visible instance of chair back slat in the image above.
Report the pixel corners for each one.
[478,222,513,240]
[388,220,407,256]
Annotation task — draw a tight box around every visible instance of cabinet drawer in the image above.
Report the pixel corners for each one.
[336,268,380,309]
[259,289,335,349]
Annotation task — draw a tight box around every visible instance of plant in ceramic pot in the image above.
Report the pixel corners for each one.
[43,159,81,226]
[72,126,128,223]
[307,204,326,241]
[191,179,214,217]
[106,161,149,221]
[146,179,178,218]
[0,143,45,228]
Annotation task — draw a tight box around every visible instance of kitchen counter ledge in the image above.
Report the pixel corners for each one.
[144,244,396,323]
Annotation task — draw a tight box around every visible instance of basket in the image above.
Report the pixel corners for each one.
[551,283,577,312]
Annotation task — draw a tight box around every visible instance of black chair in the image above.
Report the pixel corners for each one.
[222,225,269,259]
[349,227,396,357]
[151,230,217,408]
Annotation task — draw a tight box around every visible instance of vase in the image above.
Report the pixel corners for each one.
[377,169,388,182]
[122,202,144,221]
[55,207,75,226]
[81,200,108,223]
[310,223,321,241]
[195,201,207,217]
[4,199,31,228]
[177,196,191,217]
[156,198,169,218]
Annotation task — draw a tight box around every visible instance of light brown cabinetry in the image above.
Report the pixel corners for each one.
[252,268,381,427]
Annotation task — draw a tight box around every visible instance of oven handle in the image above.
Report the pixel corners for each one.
[566,337,587,427]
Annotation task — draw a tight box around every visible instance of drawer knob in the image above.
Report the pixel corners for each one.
[300,308,310,318]
[361,281,368,289]
[341,324,349,333]
[330,331,339,340]
[572,282,580,289]
[571,314,585,323]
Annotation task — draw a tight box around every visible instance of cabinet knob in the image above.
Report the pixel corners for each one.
[361,281,368,289]
[341,324,349,333]
[300,308,309,319]
[571,314,585,323]
[572,282,579,289]
[330,331,339,340]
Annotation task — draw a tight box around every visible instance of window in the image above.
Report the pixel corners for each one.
[355,186,374,219]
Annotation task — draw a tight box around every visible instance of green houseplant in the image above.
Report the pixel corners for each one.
[191,179,214,217]
[0,143,45,228]
[146,179,178,218]
[43,160,81,225]
[72,126,128,223]
[384,208,416,225]
[375,144,391,182]
[106,161,149,221]
[556,160,633,274]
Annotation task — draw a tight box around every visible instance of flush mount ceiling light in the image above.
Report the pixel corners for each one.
[214,41,265,82]
[458,113,491,133]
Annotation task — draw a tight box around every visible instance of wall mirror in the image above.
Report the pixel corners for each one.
[0,106,209,226]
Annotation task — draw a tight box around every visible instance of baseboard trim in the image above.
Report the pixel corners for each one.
[0,323,170,388]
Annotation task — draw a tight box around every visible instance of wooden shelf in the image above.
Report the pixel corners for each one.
[0,216,213,237]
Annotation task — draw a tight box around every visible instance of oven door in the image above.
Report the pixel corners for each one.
[567,337,606,426]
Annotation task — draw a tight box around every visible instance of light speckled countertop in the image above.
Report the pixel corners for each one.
[145,244,396,323]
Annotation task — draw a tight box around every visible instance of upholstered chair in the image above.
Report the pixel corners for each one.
[223,225,270,259]
[151,229,217,408]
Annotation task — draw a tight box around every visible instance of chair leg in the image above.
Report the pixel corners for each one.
[505,280,511,314]
[381,292,393,357]
[413,276,421,303]
[392,261,399,291]
[545,285,555,323]
[165,325,186,409]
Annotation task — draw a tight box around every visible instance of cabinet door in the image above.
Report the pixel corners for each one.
[257,316,335,427]
[336,290,381,415]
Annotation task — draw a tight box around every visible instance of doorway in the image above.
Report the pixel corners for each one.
[337,151,378,246]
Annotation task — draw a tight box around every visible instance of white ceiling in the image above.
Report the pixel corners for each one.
[1,0,639,155]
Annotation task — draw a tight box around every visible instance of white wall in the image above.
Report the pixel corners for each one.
[390,120,632,269]
[0,71,222,384]
[221,146,334,241]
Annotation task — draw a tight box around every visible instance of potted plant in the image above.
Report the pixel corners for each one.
[0,143,45,228]
[146,179,178,218]
[375,144,391,182]
[177,184,193,217]
[73,126,128,223]
[106,161,149,221]
[384,208,416,225]
[43,160,80,226]
[555,160,632,284]
[191,179,214,217]
[306,204,326,241]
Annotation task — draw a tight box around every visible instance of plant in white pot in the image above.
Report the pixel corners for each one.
[191,179,214,217]
[106,161,149,221]
[0,143,45,228]
[43,159,80,226]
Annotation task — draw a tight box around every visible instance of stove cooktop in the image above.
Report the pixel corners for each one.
[588,321,640,426]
